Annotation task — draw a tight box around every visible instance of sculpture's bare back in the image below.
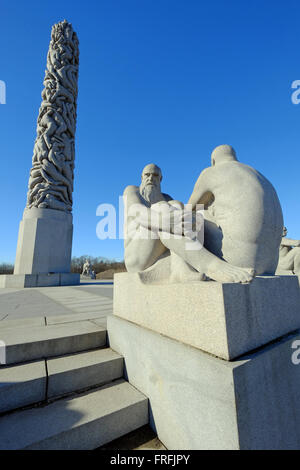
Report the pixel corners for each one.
[188,145,284,275]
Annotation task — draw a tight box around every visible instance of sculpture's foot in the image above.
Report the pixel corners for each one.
[206,260,255,283]
[170,269,206,283]
[170,252,206,283]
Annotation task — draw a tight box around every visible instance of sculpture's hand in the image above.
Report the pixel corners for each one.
[170,209,194,236]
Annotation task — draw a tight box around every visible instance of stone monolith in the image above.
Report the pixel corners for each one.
[0,20,80,288]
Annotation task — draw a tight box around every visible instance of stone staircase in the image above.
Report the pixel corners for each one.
[0,317,148,450]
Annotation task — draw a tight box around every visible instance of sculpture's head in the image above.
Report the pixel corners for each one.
[141,164,162,188]
[140,164,163,204]
[211,145,238,166]
[283,226,287,237]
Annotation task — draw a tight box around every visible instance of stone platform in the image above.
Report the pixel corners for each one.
[0,279,113,322]
[0,273,80,288]
[14,207,73,276]
[113,273,300,360]
[109,273,300,449]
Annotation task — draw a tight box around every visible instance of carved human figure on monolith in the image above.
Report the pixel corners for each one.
[11,20,80,285]
[124,145,283,283]
[27,19,79,212]
[277,227,300,275]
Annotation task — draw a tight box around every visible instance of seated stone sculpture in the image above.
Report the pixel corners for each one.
[277,227,300,275]
[123,145,283,283]
[82,259,92,276]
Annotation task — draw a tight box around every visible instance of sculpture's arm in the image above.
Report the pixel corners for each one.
[123,186,186,234]
[124,185,159,231]
[281,238,300,247]
[187,168,214,210]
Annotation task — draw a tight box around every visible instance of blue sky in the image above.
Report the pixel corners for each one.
[0,0,300,263]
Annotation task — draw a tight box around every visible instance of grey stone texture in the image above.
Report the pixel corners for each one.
[0,271,80,288]
[0,379,148,450]
[27,20,79,213]
[114,273,300,360]
[47,348,124,398]
[108,315,300,450]
[0,317,46,329]
[0,274,39,288]
[1,321,106,365]
[46,311,109,326]
[14,208,74,275]
[0,346,124,414]
[0,283,113,321]
[60,273,81,286]
[0,360,47,414]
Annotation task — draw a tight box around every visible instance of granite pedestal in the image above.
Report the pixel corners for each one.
[108,273,300,449]
[0,207,79,288]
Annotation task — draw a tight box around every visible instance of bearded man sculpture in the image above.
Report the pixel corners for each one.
[123,145,283,283]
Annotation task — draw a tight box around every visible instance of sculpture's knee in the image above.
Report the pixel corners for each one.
[125,255,150,273]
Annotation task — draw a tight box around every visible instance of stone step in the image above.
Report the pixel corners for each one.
[0,321,106,365]
[47,348,124,398]
[0,380,148,450]
[0,360,46,414]
[0,348,124,414]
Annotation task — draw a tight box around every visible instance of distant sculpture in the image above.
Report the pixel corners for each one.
[82,259,92,276]
[277,227,300,275]
[124,145,283,283]
[26,20,79,212]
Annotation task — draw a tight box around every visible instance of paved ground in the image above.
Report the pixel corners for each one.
[98,425,166,450]
[0,279,168,450]
[0,280,114,325]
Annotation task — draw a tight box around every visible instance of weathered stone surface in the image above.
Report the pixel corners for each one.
[0,317,45,330]
[0,271,80,288]
[0,380,148,450]
[14,208,73,275]
[0,274,38,288]
[37,273,60,287]
[1,321,106,365]
[47,348,123,398]
[46,311,106,326]
[60,273,80,286]
[27,20,79,213]
[0,360,47,413]
[114,273,300,360]
[108,315,300,450]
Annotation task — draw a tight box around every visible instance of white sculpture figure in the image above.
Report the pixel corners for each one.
[27,20,79,212]
[82,259,92,276]
[124,145,283,283]
[188,145,283,275]
[277,227,300,275]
